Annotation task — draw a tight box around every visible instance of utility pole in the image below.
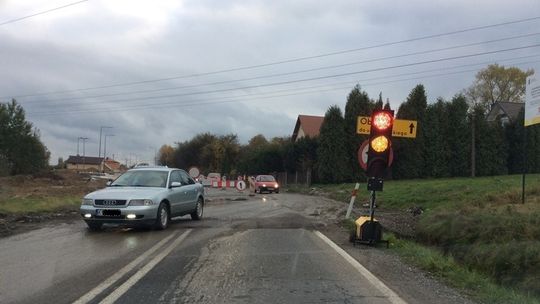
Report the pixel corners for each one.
[148,146,157,165]
[79,137,89,168]
[98,126,113,157]
[103,134,115,159]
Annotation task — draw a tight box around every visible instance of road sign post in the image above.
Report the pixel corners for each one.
[522,73,540,204]
[188,167,201,179]
[352,110,417,247]
[236,180,246,192]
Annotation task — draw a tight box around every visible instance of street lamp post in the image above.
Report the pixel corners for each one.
[77,137,89,170]
[80,137,88,168]
[103,134,115,159]
[148,146,158,165]
[98,126,113,157]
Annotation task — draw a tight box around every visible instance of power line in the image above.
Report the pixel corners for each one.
[20,43,540,112]
[27,63,530,116]
[28,58,540,116]
[0,0,89,26]
[5,15,540,98]
[23,53,540,112]
[20,31,540,105]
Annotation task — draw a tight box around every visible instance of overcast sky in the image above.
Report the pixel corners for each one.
[1,0,540,165]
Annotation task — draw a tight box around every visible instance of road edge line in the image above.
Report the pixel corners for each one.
[314,230,408,304]
[99,229,192,304]
[73,231,178,304]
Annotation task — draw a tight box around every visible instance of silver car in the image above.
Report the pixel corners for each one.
[80,167,204,231]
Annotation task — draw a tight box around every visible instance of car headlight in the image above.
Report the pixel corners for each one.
[275,183,279,188]
[82,198,93,205]
[129,199,154,206]
[262,184,266,187]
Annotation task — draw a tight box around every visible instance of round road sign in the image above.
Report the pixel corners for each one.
[188,167,200,179]
[358,139,394,171]
[358,140,369,171]
[236,180,246,191]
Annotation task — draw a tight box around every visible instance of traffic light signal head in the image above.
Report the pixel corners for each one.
[370,135,389,153]
[372,111,393,131]
[367,109,394,179]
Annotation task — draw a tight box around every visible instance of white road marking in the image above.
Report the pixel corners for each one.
[314,231,408,304]
[99,229,192,304]
[73,231,178,304]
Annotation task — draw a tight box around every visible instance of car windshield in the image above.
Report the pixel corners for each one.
[111,170,168,188]
[258,176,275,182]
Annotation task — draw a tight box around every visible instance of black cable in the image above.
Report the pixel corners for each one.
[19,43,540,110]
[20,32,540,105]
[5,15,540,98]
[28,58,540,116]
[23,54,540,110]
[0,0,89,26]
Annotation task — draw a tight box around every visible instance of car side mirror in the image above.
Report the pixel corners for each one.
[106,180,112,186]
[170,182,182,188]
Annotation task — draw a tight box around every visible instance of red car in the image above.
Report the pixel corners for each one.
[254,175,279,193]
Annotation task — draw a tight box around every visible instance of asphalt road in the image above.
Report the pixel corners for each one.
[0,191,467,304]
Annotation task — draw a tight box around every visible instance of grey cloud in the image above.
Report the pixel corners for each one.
[1,0,539,164]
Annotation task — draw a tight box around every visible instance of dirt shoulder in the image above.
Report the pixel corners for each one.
[0,209,80,237]
[0,170,107,237]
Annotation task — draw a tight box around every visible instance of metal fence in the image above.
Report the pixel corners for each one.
[276,169,313,187]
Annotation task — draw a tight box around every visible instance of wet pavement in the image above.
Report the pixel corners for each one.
[0,192,474,304]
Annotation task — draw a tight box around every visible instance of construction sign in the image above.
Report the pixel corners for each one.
[357,116,417,138]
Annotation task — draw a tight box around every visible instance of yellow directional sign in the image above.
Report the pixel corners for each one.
[357,116,417,138]
[356,116,372,135]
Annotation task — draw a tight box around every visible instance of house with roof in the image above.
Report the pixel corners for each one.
[103,158,123,172]
[291,115,324,142]
[66,155,103,171]
[65,156,123,172]
[486,102,524,125]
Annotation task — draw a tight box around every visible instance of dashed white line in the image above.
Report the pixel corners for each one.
[73,231,178,304]
[99,229,192,304]
[314,230,408,304]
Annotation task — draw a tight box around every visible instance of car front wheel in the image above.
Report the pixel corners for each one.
[191,198,204,220]
[154,203,169,230]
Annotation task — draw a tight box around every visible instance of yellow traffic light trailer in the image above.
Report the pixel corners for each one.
[349,216,388,247]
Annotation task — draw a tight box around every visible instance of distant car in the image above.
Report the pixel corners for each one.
[254,175,279,193]
[80,167,204,231]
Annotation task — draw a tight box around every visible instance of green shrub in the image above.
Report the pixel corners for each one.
[417,210,540,295]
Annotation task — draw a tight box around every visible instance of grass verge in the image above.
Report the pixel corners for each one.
[288,174,540,211]
[387,233,540,304]
[289,174,540,299]
[0,196,81,214]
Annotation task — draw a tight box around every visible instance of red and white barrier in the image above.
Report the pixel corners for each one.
[345,183,360,219]
[210,180,242,189]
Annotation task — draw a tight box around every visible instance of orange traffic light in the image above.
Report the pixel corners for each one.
[367,109,394,182]
[370,135,389,152]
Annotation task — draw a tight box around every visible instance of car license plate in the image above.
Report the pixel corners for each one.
[96,209,121,216]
